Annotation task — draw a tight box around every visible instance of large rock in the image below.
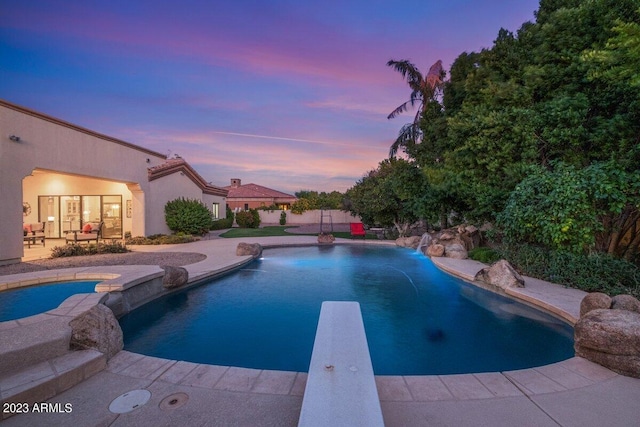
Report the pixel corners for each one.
[611,295,640,314]
[474,259,525,290]
[236,242,263,257]
[395,236,421,249]
[574,309,640,378]
[439,231,456,241]
[163,266,189,289]
[427,244,445,257]
[444,243,468,259]
[580,292,612,317]
[69,304,123,359]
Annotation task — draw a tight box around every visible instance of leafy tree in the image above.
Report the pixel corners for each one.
[374,0,640,259]
[290,198,312,214]
[584,13,640,87]
[344,158,427,236]
[498,162,640,258]
[294,190,345,210]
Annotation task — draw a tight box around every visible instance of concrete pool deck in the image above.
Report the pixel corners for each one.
[3,235,640,426]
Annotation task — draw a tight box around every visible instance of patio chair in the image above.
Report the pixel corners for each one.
[23,222,46,248]
[65,221,103,244]
[350,222,366,239]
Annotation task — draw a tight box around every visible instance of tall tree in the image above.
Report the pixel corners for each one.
[386,59,444,157]
[344,159,427,236]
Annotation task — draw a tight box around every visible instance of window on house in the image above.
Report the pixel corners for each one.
[244,203,249,210]
[212,203,219,219]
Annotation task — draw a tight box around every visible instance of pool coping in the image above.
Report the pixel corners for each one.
[0,237,619,405]
[102,239,611,403]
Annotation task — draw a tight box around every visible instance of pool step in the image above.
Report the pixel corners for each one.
[0,349,106,420]
[0,293,109,378]
[0,314,73,378]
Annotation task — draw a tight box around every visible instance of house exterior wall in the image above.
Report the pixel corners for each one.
[1,100,184,264]
[147,173,226,235]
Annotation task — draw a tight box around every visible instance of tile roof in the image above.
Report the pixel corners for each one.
[224,183,297,200]
[148,158,228,197]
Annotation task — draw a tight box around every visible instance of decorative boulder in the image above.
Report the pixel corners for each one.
[444,243,468,259]
[427,244,445,257]
[580,292,612,317]
[611,295,640,314]
[395,236,421,249]
[69,304,123,360]
[474,259,525,290]
[438,231,456,241]
[236,242,263,257]
[317,233,335,244]
[574,309,640,378]
[163,266,189,289]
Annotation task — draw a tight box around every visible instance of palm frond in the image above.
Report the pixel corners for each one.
[389,123,421,158]
[387,59,424,90]
[387,101,411,119]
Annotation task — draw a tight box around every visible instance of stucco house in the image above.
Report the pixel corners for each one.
[224,179,297,211]
[0,99,227,265]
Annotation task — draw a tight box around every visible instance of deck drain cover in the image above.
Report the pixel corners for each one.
[109,389,151,414]
[159,392,189,411]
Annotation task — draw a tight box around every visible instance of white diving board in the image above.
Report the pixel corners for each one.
[298,301,385,427]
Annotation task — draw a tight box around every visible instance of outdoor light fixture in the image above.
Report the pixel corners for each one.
[9,135,21,142]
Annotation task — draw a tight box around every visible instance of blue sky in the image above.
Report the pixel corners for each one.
[1,0,540,193]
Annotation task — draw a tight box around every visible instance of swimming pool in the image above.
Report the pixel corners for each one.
[119,245,574,375]
[0,280,100,322]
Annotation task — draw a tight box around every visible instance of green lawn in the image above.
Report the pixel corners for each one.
[220,226,308,238]
[220,226,380,240]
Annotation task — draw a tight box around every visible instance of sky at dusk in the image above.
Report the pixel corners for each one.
[1,0,540,194]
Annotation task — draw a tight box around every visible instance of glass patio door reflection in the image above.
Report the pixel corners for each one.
[43,195,123,239]
[81,196,101,224]
[60,196,81,233]
[102,196,122,238]
[60,196,101,232]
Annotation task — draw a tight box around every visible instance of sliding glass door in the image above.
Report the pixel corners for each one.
[38,195,123,239]
[102,196,122,238]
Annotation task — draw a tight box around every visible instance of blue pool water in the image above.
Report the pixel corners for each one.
[119,245,574,375]
[0,280,100,321]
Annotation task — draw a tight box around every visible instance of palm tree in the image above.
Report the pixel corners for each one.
[387,59,444,157]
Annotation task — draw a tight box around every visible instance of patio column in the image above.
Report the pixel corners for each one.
[127,184,146,237]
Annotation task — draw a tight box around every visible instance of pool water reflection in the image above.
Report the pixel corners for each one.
[0,280,100,322]
[119,245,574,375]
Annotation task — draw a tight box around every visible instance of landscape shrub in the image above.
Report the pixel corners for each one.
[279,211,287,225]
[125,234,196,245]
[50,241,128,258]
[468,247,500,264]
[496,243,640,298]
[252,209,261,227]
[211,216,233,230]
[235,209,261,228]
[165,197,213,235]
